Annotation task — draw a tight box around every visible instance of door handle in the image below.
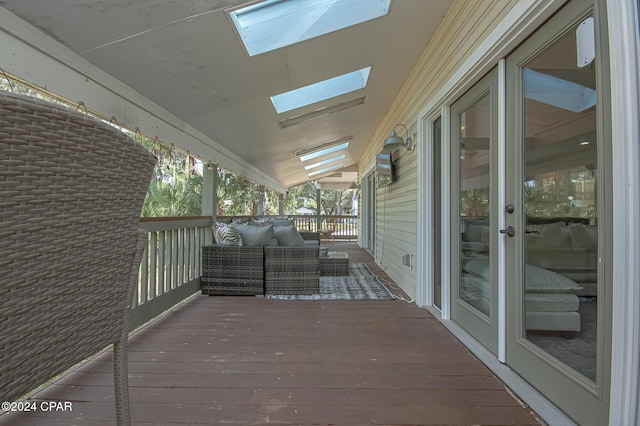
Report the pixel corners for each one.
[499,226,515,237]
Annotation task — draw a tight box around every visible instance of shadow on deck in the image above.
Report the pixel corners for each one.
[0,243,543,425]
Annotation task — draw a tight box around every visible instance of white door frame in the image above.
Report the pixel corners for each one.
[606,1,640,424]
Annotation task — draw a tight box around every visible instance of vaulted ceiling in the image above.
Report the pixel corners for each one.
[1,0,453,189]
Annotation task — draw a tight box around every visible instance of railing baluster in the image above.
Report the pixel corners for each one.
[149,232,158,300]
[140,237,149,303]
[158,230,166,295]
[166,229,173,291]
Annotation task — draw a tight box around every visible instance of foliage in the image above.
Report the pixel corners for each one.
[460,187,489,217]
[138,136,202,217]
[282,182,356,215]
[281,182,317,214]
[216,169,261,216]
[320,188,355,215]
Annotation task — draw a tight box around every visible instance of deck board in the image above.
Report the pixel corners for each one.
[0,243,543,425]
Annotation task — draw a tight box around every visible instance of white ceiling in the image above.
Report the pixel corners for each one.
[1,0,453,189]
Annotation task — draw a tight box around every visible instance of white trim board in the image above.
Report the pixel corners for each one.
[606,1,640,425]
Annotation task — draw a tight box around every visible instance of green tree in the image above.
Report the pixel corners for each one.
[138,136,203,217]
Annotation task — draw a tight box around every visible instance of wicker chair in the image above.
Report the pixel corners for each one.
[0,91,156,425]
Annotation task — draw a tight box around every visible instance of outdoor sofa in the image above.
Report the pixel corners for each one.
[201,218,321,296]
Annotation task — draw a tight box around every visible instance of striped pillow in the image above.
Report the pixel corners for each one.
[213,222,244,246]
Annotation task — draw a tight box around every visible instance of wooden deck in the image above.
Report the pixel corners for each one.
[0,243,543,425]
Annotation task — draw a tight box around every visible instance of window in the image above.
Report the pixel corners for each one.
[298,141,350,162]
[271,67,371,113]
[230,0,390,56]
[308,163,343,177]
[304,154,346,170]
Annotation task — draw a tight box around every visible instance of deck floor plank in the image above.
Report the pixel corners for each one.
[0,243,543,425]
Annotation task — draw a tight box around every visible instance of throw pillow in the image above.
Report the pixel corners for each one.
[463,259,582,293]
[273,225,305,246]
[213,222,243,246]
[537,221,571,249]
[569,224,598,250]
[234,223,278,246]
[525,264,583,293]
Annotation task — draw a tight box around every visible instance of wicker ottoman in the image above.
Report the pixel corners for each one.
[201,245,264,295]
[319,252,350,276]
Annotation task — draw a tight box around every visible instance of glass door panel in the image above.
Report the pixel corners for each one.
[459,93,492,316]
[450,69,498,355]
[521,27,598,380]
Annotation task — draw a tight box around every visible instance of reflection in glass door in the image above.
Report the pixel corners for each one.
[505,1,610,424]
[450,68,498,355]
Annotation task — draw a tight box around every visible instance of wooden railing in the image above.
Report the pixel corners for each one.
[217,214,358,240]
[289,215,359,240]
[130,216,212,330]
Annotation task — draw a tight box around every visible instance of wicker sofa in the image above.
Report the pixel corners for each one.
[201,218,321,296]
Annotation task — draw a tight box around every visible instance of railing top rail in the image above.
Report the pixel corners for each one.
[139,216,212,232]
[216,214,357,219]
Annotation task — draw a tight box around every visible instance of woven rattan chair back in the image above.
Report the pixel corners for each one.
[0,91,156,424]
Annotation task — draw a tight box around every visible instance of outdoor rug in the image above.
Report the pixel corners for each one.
[267,263,395,301]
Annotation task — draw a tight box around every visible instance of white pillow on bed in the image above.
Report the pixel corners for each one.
[525,264,583,292]
[462,259,582,292]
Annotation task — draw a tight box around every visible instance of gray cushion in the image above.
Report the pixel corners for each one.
[250,217,270,225]
[537,222,571,248]
[234,223,278,246]
[273,225,305,246]
[462,219,489,242]
[569,225,598,250]
[270,219,296,227]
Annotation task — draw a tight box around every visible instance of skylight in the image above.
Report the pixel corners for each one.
[304,154,346,170]
[299,141,350,162]
[524,68,596,113]
[230,0,391,56]
[308,163,343,177]
[271,67,371,114]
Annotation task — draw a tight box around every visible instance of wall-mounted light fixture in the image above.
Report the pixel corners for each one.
[349,180,360,189]
[383,124,414,151]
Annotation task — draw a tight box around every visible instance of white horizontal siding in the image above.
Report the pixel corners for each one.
[374,138,418,298]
